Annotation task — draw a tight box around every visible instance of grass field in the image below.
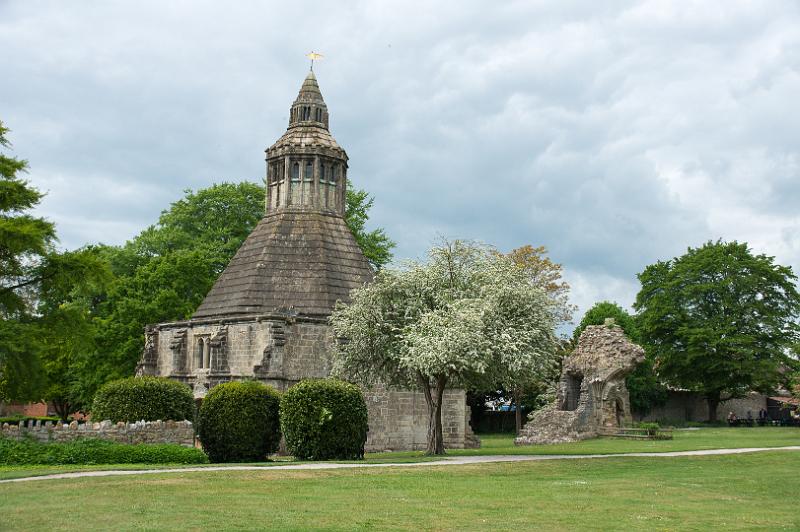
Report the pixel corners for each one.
[378,426,800,458]
[1,450,798,530]
[0,427,797,481]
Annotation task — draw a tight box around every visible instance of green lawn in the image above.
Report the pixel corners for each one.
[369,426,800,460]
[0,427,797,481]
[1,451,798,530]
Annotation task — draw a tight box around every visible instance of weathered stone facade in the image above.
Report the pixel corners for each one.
[137,70,477,452]
[516,322,644,445]
[636,391,768,423]
[1,419,195,447]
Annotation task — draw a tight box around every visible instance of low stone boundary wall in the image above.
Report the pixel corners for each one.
[1,419,195,447]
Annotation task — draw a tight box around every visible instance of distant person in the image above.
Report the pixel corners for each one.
[727,411,737,426]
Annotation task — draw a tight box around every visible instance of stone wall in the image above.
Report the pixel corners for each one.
[146,316,333,393]
[363,386,478,452]
[144,314,479,452]
[281,322,333,381]
[1,419,195,447]
[636,391,768,423]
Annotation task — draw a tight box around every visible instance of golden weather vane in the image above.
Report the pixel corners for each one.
[306,51,324,71]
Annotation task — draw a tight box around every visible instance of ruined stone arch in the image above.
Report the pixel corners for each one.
[561,371,583,411]
[602,386,629,429]
[615,398,625,428]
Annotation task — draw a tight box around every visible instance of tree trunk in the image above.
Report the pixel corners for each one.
[513,389,522,435]
[706,392,721,422]
[52,398,71,422]
[418,373,447,455]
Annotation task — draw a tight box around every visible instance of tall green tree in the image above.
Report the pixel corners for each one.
[36,268,108,419]
[0,120,111,405]
[572,301,667,415]
[635,240,800,421]
[501,245,574,433]
[74,183,264,405]
[330,241,558,455]
[345,183,395,270]
[572,301,639,342]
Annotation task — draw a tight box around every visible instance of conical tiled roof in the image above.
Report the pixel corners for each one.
[294,71,325,105]
[192,211,372,318]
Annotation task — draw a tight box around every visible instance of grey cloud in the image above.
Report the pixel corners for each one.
[1,0,798,325]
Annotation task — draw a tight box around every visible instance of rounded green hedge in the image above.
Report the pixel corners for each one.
[280,379,368,460]
[0,438,208,465]
[91,376,194,423]
[197,381,281,463]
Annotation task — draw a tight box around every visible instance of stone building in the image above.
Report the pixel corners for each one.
[515,321,644,445]
[136,70,477,452]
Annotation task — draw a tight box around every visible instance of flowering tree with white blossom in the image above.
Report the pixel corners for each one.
[330,240,559,455]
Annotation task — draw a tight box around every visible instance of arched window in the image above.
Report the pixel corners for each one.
[203,340,211,369]
[292,162,300,180]
[330,165,337,183]
[305,161,313,180]
[320,164,326,182]
[195,339,203,369]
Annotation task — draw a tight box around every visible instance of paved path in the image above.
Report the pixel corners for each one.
[3,446,799,484]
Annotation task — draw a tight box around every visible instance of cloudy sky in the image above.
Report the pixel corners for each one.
[2,1,798,326]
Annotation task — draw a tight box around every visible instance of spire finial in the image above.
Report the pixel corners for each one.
[306,51,324,71]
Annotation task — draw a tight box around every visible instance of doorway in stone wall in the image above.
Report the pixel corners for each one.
[563,373,583,411]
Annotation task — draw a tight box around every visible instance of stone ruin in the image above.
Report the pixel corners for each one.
[515,320,644,445]
[1,419,195,447]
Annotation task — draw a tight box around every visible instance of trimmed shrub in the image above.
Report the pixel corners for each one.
[0,437,208,465]
[280,379,368,460]
[197,381,281,463]
[635,421,659,437]
[0,415,61,426]
[91,377,194,423]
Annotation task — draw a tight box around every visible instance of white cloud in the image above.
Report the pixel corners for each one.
[1,0,798,331]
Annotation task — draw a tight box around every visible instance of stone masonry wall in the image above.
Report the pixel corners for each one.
[1,419,195,447]
[363,386,478,452]
[637,391,768,423]
[281,322,332,381]
[148,316,479,451]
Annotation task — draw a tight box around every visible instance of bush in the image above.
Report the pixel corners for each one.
[280,379,368,460]
[636,422,660,435]
[197,381,281,463]
[0,415,61,426]
[91,377,194,423]
[0,437,208,465]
